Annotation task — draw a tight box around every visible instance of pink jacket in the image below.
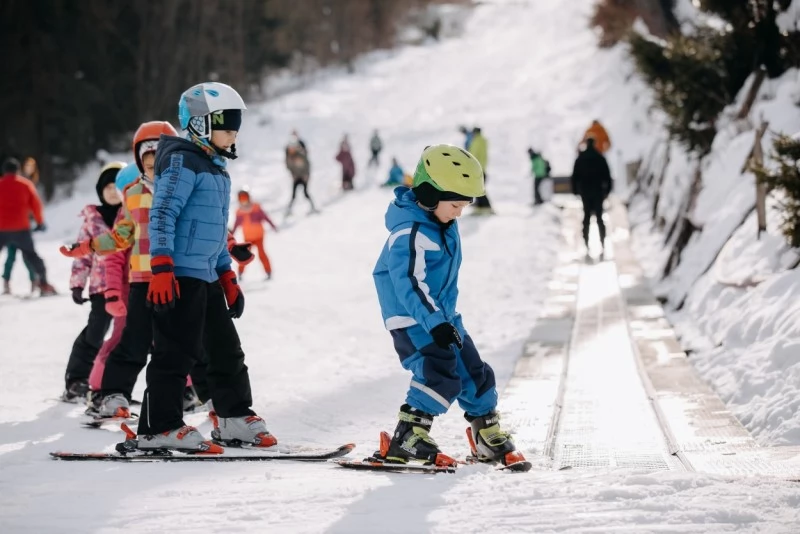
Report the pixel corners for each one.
[69,205,113,295]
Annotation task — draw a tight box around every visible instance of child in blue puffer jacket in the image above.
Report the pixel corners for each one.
[121,82,277,454]
[371,144,528,470]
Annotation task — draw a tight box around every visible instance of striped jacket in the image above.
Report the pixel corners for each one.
[373,187,461,332]
[91,177,154,283]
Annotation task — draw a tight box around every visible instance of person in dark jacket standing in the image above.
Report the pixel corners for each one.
[571,138,613,254]
[336,136,356,191]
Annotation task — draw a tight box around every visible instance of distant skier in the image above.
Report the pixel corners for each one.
[571,137,613,255]
[60,162,124,402]
[285,138,317,215]
[2,157,39,294]
[581,119,611,154]
[527,148,551,205]
[336,135,356,191]
[467,127,494,214]
[0,157,56,296]
[232,188,278,280]
[371,144,527,469]
[458,125,473,150]
[382,157,405,187]
[368,130,383,167]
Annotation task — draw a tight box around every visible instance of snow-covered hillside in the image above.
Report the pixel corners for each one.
[2,1,800,532]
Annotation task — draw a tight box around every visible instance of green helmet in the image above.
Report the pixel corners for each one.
[412,144,485,198]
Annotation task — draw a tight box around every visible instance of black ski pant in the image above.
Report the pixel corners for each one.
[475,172,492,209]
[581,195,606,246]
[65,294,112,386]
[368,151,380,167]
[100,282,210,402]
[0,230,49,285]
[138,277,254,435]
[288,177,315,210]
[534,177,544,205]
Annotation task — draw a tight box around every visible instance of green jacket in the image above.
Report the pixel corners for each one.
[531,155,548,178]
[467,133,488,169]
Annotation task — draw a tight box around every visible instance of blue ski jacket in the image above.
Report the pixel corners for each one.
[149,135,232,282]
[373,187,462,332]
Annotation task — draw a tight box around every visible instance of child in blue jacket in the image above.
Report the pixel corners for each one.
[124,82,276,453]
[372,144,526,468]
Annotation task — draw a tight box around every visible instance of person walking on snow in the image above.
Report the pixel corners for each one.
[372,144,526,468]
[0,158,56,296]
[60,162,124,402]
[232,188,278,280]
[336,135,356,191]
[368,130,383,167]
[2,157,39,295]
[571,137,613,256]
[129,82,276,453]
[285,138,316,215]
[466,127,494,214]
[581,119,611,154]
[528,148,551,206]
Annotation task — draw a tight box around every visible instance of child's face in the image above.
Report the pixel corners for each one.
[23,160,36,176]
[142,152,156,180]
[103,182,121,205]
[211,130,238,151]
[433,200,471,224]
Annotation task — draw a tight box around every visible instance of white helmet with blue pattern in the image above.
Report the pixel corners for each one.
[178,82,246,139]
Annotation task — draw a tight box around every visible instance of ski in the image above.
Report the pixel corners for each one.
[333,457,457,474]
[50,443,355,462]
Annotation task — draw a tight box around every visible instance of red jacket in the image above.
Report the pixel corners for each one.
[0,173,44,231]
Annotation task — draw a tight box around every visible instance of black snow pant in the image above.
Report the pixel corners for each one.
[288,177,315,211]
[100,282,210,402]
[65,294,112,386]
[138,277,254,435]
[475,172,492,209]
[0,230,49,285]
[368,151,380,167]
[533,177,544,205]
[581,195,606,246]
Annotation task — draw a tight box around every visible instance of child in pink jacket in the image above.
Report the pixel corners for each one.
[60,163,124,402]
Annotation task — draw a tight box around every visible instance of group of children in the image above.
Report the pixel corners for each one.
[50,81,523,467]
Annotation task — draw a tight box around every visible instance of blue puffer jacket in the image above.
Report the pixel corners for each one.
[149,135,232,282]
[373,187,461,332]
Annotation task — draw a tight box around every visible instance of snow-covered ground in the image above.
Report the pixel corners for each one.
[629,63,800,447]
[2,1,800,532]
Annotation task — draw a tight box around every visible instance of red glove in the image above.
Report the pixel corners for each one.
[219,270,245,319]
[105,289,127,317]
[147,256,179,312]
[60,241,93,258]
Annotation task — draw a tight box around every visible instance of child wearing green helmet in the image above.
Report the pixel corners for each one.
[371,144,529,470]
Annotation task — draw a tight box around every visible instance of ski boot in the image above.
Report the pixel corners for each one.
[60,379,90,403]
[377,404,456,467]
[98,393,131,419]
[182,386,203,413]
[39,282,57,296]
[465,410,530,471]
[209,412,277,447]
[2,280,9,295]
[84,390,103,416]
[117,424,223,455]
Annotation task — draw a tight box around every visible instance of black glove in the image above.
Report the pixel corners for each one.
[228,292,245,319]
[229,243,254,264]
[71,287,88,305]
[33,223,47,232]
[430,322,463,350]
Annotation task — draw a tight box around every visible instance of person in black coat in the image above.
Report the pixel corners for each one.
[571,138,613,252]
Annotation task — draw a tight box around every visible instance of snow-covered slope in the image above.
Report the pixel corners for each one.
[2,1,799,532]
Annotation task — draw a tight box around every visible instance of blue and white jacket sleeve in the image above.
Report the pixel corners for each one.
[150,154,196,258]
[386,223,447,332]
[215,196,233,275]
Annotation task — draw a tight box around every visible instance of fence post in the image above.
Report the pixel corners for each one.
[752,121,769,239]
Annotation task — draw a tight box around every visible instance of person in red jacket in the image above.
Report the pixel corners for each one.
[0,158,56,296]
[231,189,278,280]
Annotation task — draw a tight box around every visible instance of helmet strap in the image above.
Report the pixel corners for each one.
[211,142,238,160]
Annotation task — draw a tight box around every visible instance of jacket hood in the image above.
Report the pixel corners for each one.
[157,134,227,169]
[384,186,445,232]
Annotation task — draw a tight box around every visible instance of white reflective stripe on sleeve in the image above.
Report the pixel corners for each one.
[385,316,418,330]
[388,228,412,249]
[411,230,440,312]
[410,380,451,410]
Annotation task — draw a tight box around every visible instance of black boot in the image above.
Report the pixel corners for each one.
[383,404,442,464]
[465,410,517,463]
